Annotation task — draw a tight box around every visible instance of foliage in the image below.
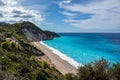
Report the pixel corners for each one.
[0,23,27,42]
[0,41,65,80]
[108,63,120,80]
[1,41,12,51]
[65,59,120,80]
[65,73,78,80]
[1,21,119,80]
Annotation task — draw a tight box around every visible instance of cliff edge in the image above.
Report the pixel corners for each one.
[19,21,60,41]
[0,21,60,42]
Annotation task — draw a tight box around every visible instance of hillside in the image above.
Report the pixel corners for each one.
[0,21,65,80]
[0,21,120,80]
[0,21,59,42]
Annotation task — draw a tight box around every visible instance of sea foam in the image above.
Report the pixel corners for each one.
[40,41,82,68]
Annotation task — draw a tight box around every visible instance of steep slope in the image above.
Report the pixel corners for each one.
[0,21,65,80]
[0,40,65,80]
[0,21,60,42]
[19,21,60,41]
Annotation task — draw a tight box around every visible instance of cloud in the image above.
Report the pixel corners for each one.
[59,0,72,7]
[0,0,5,6]
[0,0,43,24]
[60,11,77,17]
[0,13,3,17]
[46,22,54,25]
[59,0,120,30]
[64,19,81,23]
[62,0,72,4]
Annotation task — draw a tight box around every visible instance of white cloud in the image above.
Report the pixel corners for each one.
[46,22,54,26]
[59,0,72,7]
[60,11,77,17]
[0,0,43,24]
[59,0,72,4]
[59,0,120,30]
[64,19,81,23]
[62,0,71,4]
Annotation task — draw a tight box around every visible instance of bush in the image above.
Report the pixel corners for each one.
[1,41,12,51]
[65,73,77,80]
[0,41,65,80]
[108,63,120,80]
[77,59,111,80]
[66,59,120,80]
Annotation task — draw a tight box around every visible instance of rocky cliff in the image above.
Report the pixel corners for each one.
[20,21,60,41]
[0,21,60,42]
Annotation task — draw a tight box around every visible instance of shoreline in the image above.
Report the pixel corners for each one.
[31,41,78,75]
[40,41,82,68]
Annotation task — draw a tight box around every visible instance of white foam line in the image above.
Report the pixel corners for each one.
[40,41,83,68]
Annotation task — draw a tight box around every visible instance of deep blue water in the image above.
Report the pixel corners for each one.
[44,33,120,65]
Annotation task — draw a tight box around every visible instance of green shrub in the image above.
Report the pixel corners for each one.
[1,41,12,51]
[108,63,120,80]
[0,41,65,80]
[65,73,77,80]
[66,59,120,80]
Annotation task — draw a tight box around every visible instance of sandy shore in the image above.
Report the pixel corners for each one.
[31,41,77,75]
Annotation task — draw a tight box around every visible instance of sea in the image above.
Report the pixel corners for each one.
[43,33,120,68]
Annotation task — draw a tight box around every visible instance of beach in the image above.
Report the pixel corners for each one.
[31,41,77,75]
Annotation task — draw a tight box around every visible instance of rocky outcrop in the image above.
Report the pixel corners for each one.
[19,40,44,55]
[18,21,60,41]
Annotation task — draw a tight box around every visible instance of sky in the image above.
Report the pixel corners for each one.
[0,0,120,33]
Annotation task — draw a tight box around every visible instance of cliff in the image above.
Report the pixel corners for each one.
[0,21,60,56]
[0,22,65,80]
[0,21,60,42]
[19,21,60,41]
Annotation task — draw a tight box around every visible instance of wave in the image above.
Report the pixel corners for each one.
[40,41,83,68]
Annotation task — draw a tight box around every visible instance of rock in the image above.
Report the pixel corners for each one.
[18,21,60,41]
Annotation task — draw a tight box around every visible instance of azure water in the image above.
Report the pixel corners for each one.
[43,33,120,67]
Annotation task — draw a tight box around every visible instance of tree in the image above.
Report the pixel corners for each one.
[65,73,78,80]
[69,59,120,80]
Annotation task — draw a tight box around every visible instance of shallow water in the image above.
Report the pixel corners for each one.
[44,33,120,66]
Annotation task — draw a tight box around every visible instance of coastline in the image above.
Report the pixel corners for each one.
[40,41,82,68]
[31,41,78,75]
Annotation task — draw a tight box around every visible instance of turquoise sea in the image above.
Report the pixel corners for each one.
[43,33,120,67]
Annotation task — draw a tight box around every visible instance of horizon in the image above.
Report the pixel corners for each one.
[57,32,120,33]
[0,0,120,33]
[0,0,120,79]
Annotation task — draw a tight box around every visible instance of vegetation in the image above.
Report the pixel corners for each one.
[0,40,65,80]
[0,21,60,42]
[0,21,64,79]
[65,59,120,80]
[0,22,26,42]
[0,21,119,80]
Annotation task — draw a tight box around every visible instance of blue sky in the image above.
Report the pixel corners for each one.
[0,0,120,32]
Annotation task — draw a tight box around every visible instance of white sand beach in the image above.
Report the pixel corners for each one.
[31,41,77,75]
